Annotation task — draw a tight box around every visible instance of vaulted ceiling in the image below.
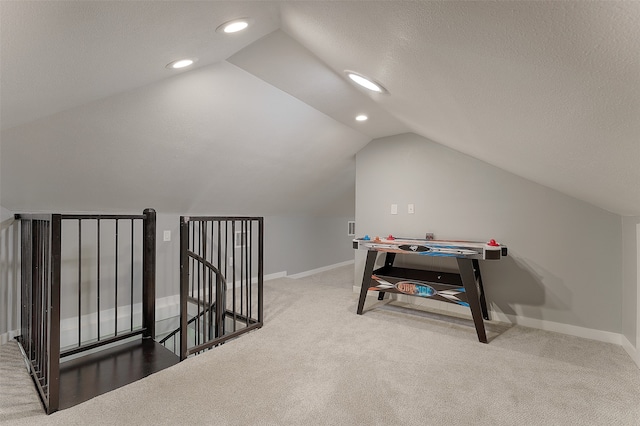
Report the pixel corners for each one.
[1,1,639,216]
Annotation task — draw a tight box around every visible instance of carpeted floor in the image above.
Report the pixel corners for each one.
[1,265,639,425]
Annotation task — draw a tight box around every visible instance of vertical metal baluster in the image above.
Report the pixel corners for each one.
[32,221,37,375]
[97,219,101,340]
[210,218,215,334]
[201,220,206,341]
[189,221,193,348]
[245,219,248,321]
[34,221,43,378]
[203,221,209,342]
[239,220,244,324]
[214,220,219,342]
[245,220,249,325]
[201,220,205,344]
[196,221,201,346]
[35,220,40,367]
[258,217,263,325]
[41,220,46,377]
[241,220,245,321]
[115,219,119,337]
[191,222,195,297]
[249,220,252,321]
[31,221,36,370]
[227,221,234,332]
[214,219,220,340]
[214,219,222,340]
[38,221,43,393]
[30,220,35,362]
[78,219,82,346]
[19,220,26,356]
[26,220,30,361]
[202,221,205,342]
[36,221,42,378]
[232,221,238,321]
[193,221,198,346]
[32,221,36,362]
[200,221,204,344]
[25,220,32,361]
[130,218,134,331]
[42,221,49,388]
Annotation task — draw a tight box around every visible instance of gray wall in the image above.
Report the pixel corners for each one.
[355,133,622,333]
[263,216,354,276]
[622,217,639,347]
[0,209,355,337]
[153,213,355,299]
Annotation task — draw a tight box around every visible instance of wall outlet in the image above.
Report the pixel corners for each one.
[391,204,398,215]
[408,204,415,214]
[228,256,234,267]
[163,230,171,242]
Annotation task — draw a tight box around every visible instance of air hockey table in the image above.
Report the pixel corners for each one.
[353,236,508,343]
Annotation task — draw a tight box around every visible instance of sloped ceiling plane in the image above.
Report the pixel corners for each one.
[1,1,639,216]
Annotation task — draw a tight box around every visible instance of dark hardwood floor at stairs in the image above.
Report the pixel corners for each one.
[59,338,179,410]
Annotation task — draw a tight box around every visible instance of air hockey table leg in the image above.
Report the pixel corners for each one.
[357,251,378,314]
[377,253,396,301]
[456,258,488,343]
[473,259,490,321]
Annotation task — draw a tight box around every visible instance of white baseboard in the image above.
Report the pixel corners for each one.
[265,271,287,281]
[621,336,640,369]
[353,287,638,366]
[489,310,623,345]
[288,260,354,279]
[0,330,20,346]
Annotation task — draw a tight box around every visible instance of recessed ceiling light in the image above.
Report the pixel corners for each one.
[216,18,252,34]
[166,58,196,69]
[345,71,388,94]
[355,115,368,122]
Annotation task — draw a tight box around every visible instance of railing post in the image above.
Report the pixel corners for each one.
[47,214,62,414]
[179,217,189,361]
[258,217,264,325]
[142,208,156,339]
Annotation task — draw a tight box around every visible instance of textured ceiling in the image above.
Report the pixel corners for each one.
[0,1,281,129]
[1,1,639,216]
[280,1,640,216]
[1,60,369,215]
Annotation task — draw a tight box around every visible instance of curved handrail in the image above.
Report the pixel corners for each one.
[186,251,229,292]
[159,250,228,346]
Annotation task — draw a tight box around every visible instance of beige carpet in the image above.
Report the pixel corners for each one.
[1,265,639,425]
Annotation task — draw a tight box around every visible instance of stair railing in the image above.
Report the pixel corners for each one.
[178,216,263,360]
[15,213,62,413]
[14,208,156,414]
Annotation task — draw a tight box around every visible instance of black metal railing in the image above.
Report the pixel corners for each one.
[16,214,61,413]
[15,209,156,414]
[175,216,263,360]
